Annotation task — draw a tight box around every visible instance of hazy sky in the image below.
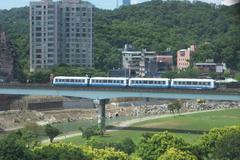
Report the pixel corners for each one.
[0,0,238,10]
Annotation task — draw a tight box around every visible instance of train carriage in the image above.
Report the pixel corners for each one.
[53,76,89,86]
[171,78,215,89]
[129,78,170,88]
[89,77,128,87]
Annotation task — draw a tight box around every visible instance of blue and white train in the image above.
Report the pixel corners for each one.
[53,76,215,89]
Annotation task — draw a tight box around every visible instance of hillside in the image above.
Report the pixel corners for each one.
[0,1,239,80]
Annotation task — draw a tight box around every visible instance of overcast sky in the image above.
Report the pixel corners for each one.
[0,0,238,10]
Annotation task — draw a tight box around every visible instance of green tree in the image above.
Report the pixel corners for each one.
[21,122,43,147]
[33,143,90,160]
[79,126,100,140]
[173,100,183,114]
[197,125,240,159]
[168,100,182,114]
[168,103,175,114]
[234,72,240,82]
[158,148,197,160]
[137,131,192,160]
[44,124,61,143]
[121,138,136,155]
[86,138,136,155]
[214,132,240,160]
[0,131,35,160]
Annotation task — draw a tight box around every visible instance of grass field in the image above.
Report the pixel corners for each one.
[62,109,240,145]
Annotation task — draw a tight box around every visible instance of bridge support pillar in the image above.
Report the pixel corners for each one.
[94,99,108,135]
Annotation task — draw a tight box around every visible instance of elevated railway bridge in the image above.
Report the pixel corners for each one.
[0,83,239,131]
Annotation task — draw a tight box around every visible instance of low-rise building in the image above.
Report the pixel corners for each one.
[177,45,196,70]
[194,62,226,74]
[156,55,173,72]
[122,44,156,77]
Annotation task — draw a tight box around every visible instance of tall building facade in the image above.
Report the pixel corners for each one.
[30,0,94,72]
[0,31,14,80]
[122,0,131,6]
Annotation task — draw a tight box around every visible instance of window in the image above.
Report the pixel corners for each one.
[48,54,53,58]
[36,55,41,58]
[36,16,41,20]
[36,38,41,42]
[36,33,41,36]
[36,27,41,31]
[36,49,42,53]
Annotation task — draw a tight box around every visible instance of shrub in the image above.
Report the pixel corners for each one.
[158,148,198,160]
[137,131,192,160]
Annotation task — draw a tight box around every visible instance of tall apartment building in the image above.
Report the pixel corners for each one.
[30,0,94,72]
[122,0,131,6]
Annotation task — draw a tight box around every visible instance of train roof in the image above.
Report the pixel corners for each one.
[129,78,170,81]
[54,76,89,79]
[172,78,215,82]
[90,77,128,80]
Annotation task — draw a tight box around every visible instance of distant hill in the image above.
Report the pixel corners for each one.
[0,1,239,79]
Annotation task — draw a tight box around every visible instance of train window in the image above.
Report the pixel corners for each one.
[149,81,153,84]
[143,81,147,84]
[121,80,123,83]
[108,80,112,83]
[208,82,211,85]
[193,82,197,85]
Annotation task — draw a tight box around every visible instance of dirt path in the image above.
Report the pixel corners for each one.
[42,109,225,143]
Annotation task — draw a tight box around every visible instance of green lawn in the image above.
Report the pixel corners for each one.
[62,109,240,145]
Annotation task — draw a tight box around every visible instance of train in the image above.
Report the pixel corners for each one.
[53,76,215,89]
